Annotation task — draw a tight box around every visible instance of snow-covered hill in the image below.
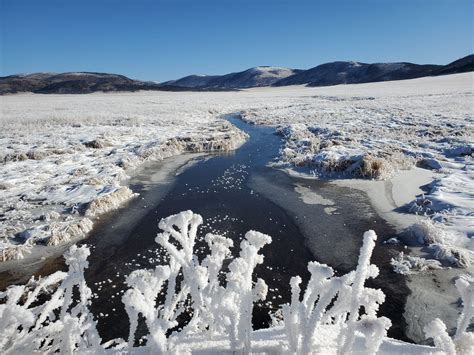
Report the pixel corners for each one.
[2,55,472,93]
[272,61,441,86]
[0,72,163,94]
[160,55,473,89]
[161,66,301,89]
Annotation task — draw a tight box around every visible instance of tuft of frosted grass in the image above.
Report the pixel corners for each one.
[1,210,472,353]
[410,220,474,268]
[391,252,443,275]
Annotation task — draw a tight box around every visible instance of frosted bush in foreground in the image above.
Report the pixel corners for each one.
[282,231,391,354]
[124,210,270,352]
[1,211,473,354]
[0,245,102,353]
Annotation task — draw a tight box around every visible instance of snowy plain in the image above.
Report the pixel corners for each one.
[0,73,473,353]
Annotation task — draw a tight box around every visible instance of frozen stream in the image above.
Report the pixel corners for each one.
[81,115,413,343]
[0,116,413,343]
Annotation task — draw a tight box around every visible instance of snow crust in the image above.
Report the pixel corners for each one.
[2,211,472,353]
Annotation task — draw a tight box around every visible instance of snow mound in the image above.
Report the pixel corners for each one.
[411,220,474,268]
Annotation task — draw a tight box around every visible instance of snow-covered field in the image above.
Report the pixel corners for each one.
[0,93,248,261]
[1,73,473,352]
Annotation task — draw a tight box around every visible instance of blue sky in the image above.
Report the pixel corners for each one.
[1,0,473,81]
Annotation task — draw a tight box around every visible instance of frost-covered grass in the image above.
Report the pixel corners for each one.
[1,211,472,354]
[0,93,248,260]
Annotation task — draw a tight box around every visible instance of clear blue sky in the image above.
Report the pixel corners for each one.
[1,0,473,81]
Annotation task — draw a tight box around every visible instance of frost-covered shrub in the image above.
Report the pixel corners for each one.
[410,220,474,268]
[1,211,473,354]
[280,230,391,354]
[0,245,102,354]
[124,210,271,353]
[391,252,442,275]
[409,194,434,215]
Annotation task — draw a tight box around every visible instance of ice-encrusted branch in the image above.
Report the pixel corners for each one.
[1,211,473,354]
[454,275,473,338]
[424,318,456,355]
[281,229,390,355]
[0,245,102,354]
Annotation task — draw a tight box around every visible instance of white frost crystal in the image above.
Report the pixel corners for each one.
[1,211,473,353]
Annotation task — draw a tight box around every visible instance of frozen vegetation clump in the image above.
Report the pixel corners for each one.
[410,220,474,268]
[391,252,442,275]
[274,124,412,180]
[1,210,473,354]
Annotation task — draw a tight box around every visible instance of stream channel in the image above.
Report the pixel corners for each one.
[4,115,414,343]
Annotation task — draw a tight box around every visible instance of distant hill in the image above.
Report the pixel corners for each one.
[0,72,163,94]
[1,55,472,94]
[164,55,473,89]
[431,54,474,76]
[160,66,301,89]
[273,55,473,87]
[272,62,442,87]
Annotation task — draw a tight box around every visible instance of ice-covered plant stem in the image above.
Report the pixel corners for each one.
[1,210,473,354]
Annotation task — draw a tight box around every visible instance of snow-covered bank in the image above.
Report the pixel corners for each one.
[238,74,474,344]
[329,168,473,342]
[1,211,472,354]
[0,93,248,262]
[240,73,473,270]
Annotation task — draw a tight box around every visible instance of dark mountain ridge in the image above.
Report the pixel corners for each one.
[160,66,302,89]
[273,61,455,87]
[1,55,472,94]
[0,72,162,95]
